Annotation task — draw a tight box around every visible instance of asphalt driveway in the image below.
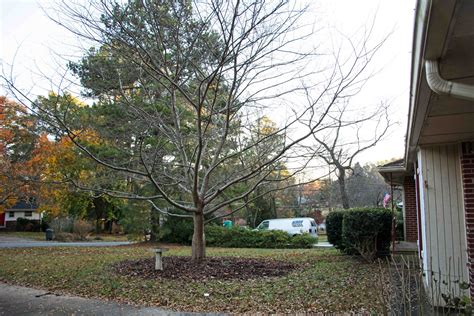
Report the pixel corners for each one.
[0,235,132,248]
[0,282,216,315]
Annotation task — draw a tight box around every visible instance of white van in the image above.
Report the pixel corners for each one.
[256,217,318,237]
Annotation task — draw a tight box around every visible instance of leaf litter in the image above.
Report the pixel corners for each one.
[113,256,298,281]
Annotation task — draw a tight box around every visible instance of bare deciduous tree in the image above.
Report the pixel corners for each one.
[346,162,391,208]
[295,19,393,210]
[305,101,393,209]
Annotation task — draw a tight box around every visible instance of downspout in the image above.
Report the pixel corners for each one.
[390,173,396,254]
[425,60,474,101]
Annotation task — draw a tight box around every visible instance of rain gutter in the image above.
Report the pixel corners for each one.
[425,59,474,102]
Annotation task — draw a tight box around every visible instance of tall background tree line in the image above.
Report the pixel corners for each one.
[0,95,391,231]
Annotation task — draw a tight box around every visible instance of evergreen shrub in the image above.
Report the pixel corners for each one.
[205,226,317,248]
[326,211,345,249]
[327,208,392,261]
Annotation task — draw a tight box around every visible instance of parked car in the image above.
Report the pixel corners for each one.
[318,221,326,232]
[255,217,318,237]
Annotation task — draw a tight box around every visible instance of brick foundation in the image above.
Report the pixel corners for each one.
[0,220,40,232]
[4,221,16,231]
[403,176,418,242]
[461,142,474,299]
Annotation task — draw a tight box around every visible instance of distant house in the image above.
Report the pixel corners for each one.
[378,0,474,306]
[0,199,40,231]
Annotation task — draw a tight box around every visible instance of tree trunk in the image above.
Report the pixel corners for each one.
[338,169,350,209]
[95,216,101,234]
[271,194,277,218]
[252,210,259,229]
[191,212,205,261]
[243,196,253,228]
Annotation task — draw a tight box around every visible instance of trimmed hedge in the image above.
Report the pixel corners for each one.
[205,226,317,249]
[326,211,344,249]
[326,208,392,261]
[290,233,319,249]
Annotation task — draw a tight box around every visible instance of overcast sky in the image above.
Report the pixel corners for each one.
[0,0,416,166]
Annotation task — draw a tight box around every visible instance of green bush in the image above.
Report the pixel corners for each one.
[205,225,238,247]
[119,205,150,241]
[159,216,194,245]
[341,208,392,262]
[159,212,221,244]
[16,217,40,232]
[326,211,345,249]
[326,208,392,261]
[289,233,319,248]
[205,226,317,249]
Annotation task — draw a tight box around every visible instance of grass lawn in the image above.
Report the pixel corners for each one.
[0,231,45,240]
[0,245,385,313]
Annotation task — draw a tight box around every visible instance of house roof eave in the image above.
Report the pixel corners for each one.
[405,0,459,163]
[405,0,431,165]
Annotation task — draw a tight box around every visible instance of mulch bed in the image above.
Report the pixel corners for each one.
[113,256,298,281]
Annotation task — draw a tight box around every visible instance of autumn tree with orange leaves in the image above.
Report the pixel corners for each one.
[30,130,124,230]
[30,93,127,228]
[1,95,124,229]
[0,96,39,211]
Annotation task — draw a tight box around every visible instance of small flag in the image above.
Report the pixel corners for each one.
[383,193,391,208]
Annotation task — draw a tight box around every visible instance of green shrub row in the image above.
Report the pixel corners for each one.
[159,218,318,248]
[205,226,317,249]
[16,217,41,232]
[326,208,392,261]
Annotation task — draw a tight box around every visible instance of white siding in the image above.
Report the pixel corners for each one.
[418,144,469,305]
[5,210,41,221]
[417,151,429,288]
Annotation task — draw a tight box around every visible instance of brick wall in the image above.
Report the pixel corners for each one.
[5,221,16,231]
[461,142,474,298]
[403,176,418,242]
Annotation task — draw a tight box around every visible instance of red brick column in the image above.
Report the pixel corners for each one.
[403,176,418,242]
[461,142,474,298]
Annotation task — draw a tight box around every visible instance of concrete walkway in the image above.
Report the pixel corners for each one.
[0,241,132,248]
[0,282,216,315]
[313,241,334,248]
[0,235,132,248]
